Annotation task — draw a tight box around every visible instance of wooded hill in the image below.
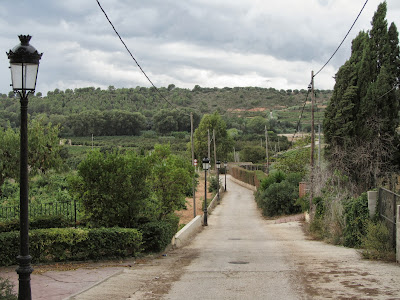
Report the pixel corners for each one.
[0,85,332,136]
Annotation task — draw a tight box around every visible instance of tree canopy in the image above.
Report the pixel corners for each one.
[323,2,400,190]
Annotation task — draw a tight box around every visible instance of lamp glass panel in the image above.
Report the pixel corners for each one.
[10,63,38,91]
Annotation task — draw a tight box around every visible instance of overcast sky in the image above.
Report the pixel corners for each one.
[1,0,400,95]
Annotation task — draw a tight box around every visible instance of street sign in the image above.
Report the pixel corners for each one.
[194,159,198,166]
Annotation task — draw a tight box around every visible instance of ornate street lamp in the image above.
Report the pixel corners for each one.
[216,160,221,202]
[202,157,210,226]
[7,35,42,300]
[224,161,228,191]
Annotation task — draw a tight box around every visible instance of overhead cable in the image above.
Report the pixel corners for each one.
[314,0,369,77]
[96,0,176,109]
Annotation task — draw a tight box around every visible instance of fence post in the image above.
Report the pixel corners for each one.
[397,205,400,263]
[367,191,378,218]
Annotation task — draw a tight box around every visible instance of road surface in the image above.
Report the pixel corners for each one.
[70,175,400,300]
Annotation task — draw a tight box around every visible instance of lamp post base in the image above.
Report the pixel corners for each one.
[16,255,33,300]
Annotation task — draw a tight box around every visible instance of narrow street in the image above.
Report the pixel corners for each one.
[71,175,400,299]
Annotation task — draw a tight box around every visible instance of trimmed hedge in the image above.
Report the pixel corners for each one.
[139,215,179,253]
[0,227,142,266]
[0,215,73,233]
[230,166,267,188]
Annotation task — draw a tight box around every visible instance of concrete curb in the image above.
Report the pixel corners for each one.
[172,215,203,248]
[171,187,223,248]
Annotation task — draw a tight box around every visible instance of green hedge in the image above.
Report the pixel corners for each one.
[139,215,179,253]
[0,215,74,233]
[230,166,267,188]
[0,227,142,266]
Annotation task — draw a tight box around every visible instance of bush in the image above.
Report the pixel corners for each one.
[0,276,17,300]
[0,215,73,233]
[342,193,369,248]
[0,227,142,266]
[208,176,220,193]
[256,172,302,217]
[361,221,395,261]
[259,170,286,191]
[139,215,179,253]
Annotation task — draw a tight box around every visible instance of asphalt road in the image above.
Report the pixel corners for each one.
[72,175,400,300]
[4,175,400,299]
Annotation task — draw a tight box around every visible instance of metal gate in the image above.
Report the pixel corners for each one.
[378,187,400,248]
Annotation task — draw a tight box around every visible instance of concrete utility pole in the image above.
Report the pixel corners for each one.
[191,112,196,218]
[310,71,315,211]
[265,125,269,174]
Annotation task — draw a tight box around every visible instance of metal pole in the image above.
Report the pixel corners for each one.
[224,167,227,192]
[191,112,196,218]
[204,169,208,226]
[310,71,315,213]
[17,92,33,300]
[217,167,220,202]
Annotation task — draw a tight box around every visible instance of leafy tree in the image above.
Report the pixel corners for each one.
[0,119,63,195]
[241,145,265,163]
[246,116,267,135]
[147,144,194,219]
[193,112,233,162]
[70,150,150,227]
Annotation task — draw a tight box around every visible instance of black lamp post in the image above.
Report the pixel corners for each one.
[7,35,42,300]
[216,160,221,202]
[224,161,227,191]
[202,157,210,226]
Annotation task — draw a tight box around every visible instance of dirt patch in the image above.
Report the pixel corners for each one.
[176,171,214,226]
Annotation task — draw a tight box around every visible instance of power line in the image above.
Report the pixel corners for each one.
[314,0,369,77]
[96,0,176,109]
[290,85,311,145]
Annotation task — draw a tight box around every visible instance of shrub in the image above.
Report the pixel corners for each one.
[342,193,369,248]
[259,170,286,191]
[139,215,179,252]
[0,215,73,233]
[0,227,142,266]
[208,176,220,193]
[256,172,302,217]
[0,276,17,300]
[361,221,395,261]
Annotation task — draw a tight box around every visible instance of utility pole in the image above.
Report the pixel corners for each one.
[310,70,315,212]
[265,125,269,174]
[318,123,321,170]
[191,112,196,218]
[207,129,211,162]
[213,129,217,170]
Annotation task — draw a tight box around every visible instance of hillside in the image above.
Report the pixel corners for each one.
[0,86,332,135]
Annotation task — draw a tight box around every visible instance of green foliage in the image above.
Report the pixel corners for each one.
[259,170,286,191]
[361,220,395,261]
[139,214,179,252]
[193,112,233,162]
[273,147,310,176]
[342,193,369,248]
[241,145,265,163]
[147,144,194,219]
[69,150,150,227]
[0,215,73,233]
[208,175,220,193]
[255,172,302,217]
[324,2,400,190]
[0,227,142,266]
[0,276,17,300]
